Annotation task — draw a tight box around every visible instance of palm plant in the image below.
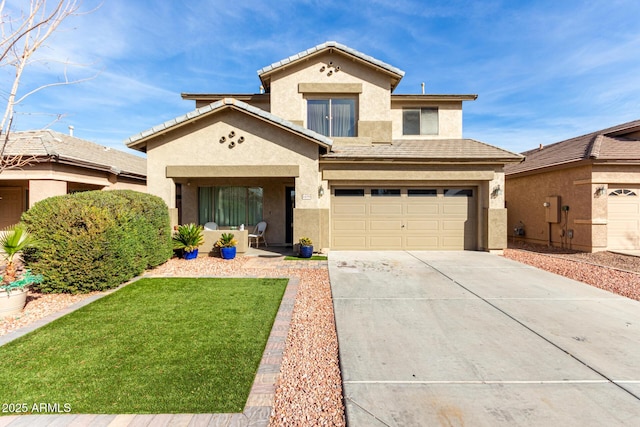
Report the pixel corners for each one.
[172,223,204,253]
[215,233,238,248]
[1,224,36,284]
[299,237,313,247]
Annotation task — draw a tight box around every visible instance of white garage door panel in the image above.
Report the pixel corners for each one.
[442,236,464,247]
[370,220,403,230]
[333,235,367,248]
[406,236,439,248]
[608,189,640,250]
[370,203,402,215]
[331,187,476,250]
[369,236,403,248]
[334,204,366,215]
[442,203,468,215]
[406,220,439,231]
[407,204,439,215]
[333,220,366,231]
[611,205,639,215]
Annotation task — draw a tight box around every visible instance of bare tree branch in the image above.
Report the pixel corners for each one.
[0,0,93,173]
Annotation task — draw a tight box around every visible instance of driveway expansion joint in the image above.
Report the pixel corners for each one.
[407,251,640,403]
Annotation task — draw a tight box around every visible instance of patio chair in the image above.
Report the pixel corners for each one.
[248,221,268,248]
[203,222,218,230]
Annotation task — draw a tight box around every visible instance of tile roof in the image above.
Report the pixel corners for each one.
[257,41,405,91]
[322,139,523,162]
[505,119,640,175]
[126,98,332,149]
[4,130,146,177]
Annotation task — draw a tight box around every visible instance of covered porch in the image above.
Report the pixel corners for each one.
[168,166,298,254]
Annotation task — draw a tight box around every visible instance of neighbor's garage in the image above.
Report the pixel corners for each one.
[330,187,477,250]
[607,188,640,250]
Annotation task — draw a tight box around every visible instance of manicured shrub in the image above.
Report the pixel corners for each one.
[21,190,172,293]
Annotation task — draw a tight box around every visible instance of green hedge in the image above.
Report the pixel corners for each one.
[21,190,172,293]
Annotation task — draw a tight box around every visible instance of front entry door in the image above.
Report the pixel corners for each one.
[285,186,295,246]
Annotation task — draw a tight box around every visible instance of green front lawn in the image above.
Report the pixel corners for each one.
[0,277,287,414]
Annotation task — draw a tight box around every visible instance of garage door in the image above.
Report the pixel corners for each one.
[331,187,476,250]
[608,188,640,250]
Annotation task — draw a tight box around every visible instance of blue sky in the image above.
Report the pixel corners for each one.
[6,0,640,156]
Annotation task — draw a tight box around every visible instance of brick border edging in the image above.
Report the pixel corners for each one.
[0,276,299,427]
[238,276,298,425]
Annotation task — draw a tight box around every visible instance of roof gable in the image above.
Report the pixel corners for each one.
[126,98,333,151]
[257,41,405,92]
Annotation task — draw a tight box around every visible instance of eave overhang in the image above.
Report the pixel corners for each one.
[126,98,332,151]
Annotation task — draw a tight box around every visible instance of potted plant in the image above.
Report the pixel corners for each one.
[298,237,313,258]
[0,224,42,318]
[215,233,238,260]
[172,223,204,260]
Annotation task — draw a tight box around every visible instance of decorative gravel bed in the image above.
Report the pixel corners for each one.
[503,243,640,301]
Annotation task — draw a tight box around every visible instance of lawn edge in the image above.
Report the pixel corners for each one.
[0,276,299,427]
[0,276,142,347]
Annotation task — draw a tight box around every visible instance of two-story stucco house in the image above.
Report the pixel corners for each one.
[126,42,522,252]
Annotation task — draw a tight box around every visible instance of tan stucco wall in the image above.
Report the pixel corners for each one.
[390,101,463,139]
[28,179,67,207]
[505,164,596,251]
[293,208,330,251]
[269,51,392,127]
[144,108,325,245]
[486,208,508,250]
[0,163,145,190]
[201,229,248,254]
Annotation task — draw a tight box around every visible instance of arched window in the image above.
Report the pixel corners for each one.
[608,189,637,197]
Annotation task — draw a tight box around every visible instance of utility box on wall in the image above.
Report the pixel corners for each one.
[545,196,560,223]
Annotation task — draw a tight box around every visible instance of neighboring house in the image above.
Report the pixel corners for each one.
[126,41,522,251]
[0,129,146,228]
[505,119,640,252]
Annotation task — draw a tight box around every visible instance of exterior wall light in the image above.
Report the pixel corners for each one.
[318,185,325,198]
[594,186,606,197]
[491,184,502,198]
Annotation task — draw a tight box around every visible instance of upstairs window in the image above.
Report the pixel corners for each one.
[403,108,438,135]
[308,98,356,137]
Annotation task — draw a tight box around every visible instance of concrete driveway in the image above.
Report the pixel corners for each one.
[329,251,640,426]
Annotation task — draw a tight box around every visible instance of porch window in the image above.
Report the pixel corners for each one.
[307,98,356,137]
[198,186,263,227]
[403,108,438,135]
